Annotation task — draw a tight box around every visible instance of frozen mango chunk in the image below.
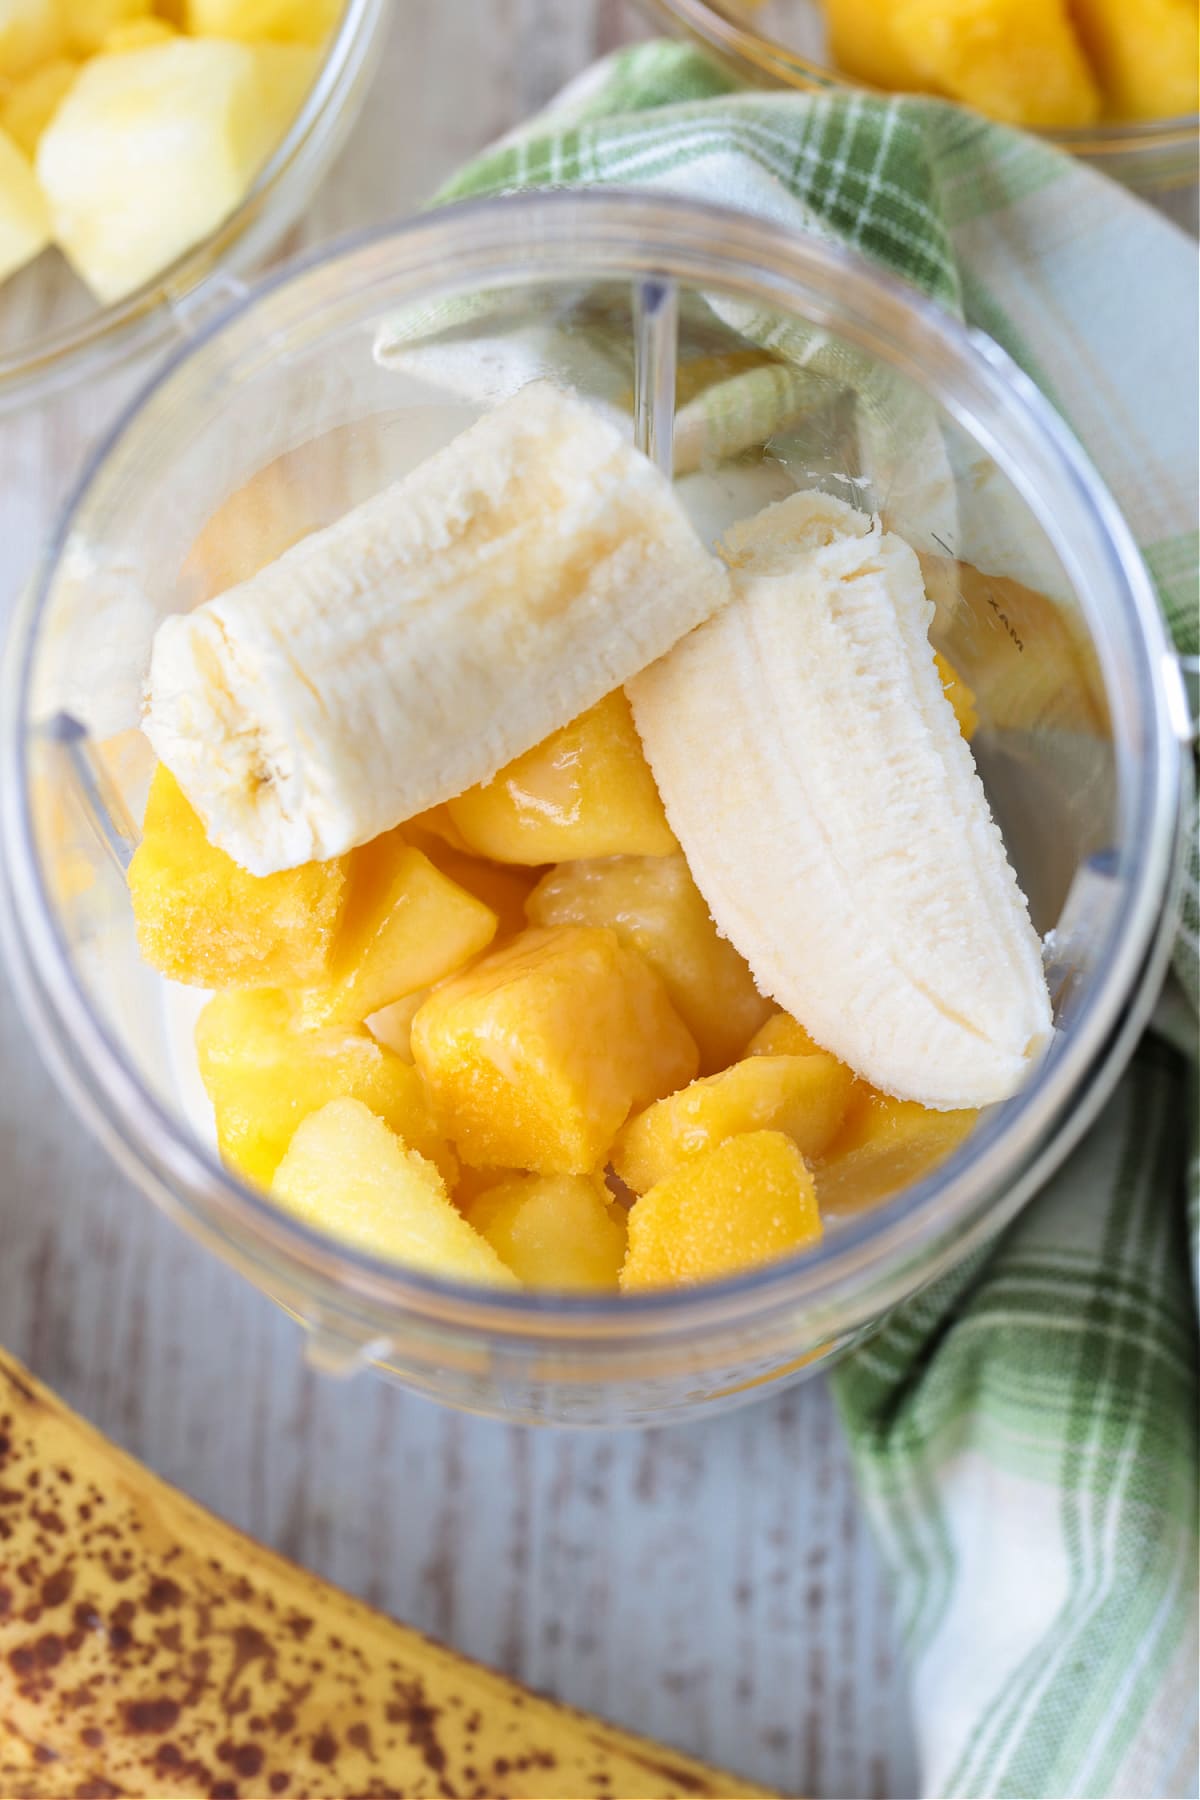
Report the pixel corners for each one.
[366,989,427,1063]
[447,692,676,865]
[744,1011,824,1059]
[295,830,497,1026]
[893,0,1100,126]
[273,1099,516,1286]
[622,1131,822,1291]
[817,1087,977,1213]
[0,58,79,155]
[407,828,540,940]
[196,988,455,1190]
[411,925,698,1175]
[467,1173,626,1290]
[64,0,152,52]
[613,1053,853,1194]
[101,15,175,48]
[185,0,341,45]
[1070,0,1198,119]
[129,764,347,988]
[934,651,978,740]
[825,0,929,89]
[527,853,770,1073]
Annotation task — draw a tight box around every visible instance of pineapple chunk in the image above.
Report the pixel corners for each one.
[613,1053,853,1194]
[294,831,497,1027]
[407,828,540,940]
[622,1131,822,1291]
[934,651,978,740]
[817,1088,977,1214]
[411,926,698,1175]
[893,0,1100,126]
[37,37,314,303]
[447,692,677,865]
[467,1173,626,1290]
[64,0,151,52]
[527,853,771,1074]
[128,764,347,988]
[0,57,78,154]
[0,0,64,77]
[273,1099,516,1286]
[366,989,427,1063]
[196,989,456,1190]
[185,0,340,46]
[1070,0,1198,119]
[744,1011,824,1059]
[0,122,48,279]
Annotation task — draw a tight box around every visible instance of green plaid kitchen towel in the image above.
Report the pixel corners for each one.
[389,41,1199,1800]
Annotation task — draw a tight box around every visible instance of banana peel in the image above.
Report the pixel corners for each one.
[0,1347,772,1799]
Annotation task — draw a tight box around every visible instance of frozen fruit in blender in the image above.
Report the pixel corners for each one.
[128,765,348,989]
[621,1131,822,1291]
[816,1089,977,1212]
[185,0,340,46]
[612,1053,853,1195]
[448,692,678,866]
[526,852,771,1073]
[0,57,78,154]
[273,1099,516,1285]
[0,122,48,278]
[466,1173,627,1291]
[743,1012,824,1059]
[411,925,698,1176]
[0,0,64,77]
[1069,0,1199,120]
[196,989,457,1190]
[62,0,152,54]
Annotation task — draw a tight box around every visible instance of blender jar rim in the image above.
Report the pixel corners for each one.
[0,189,1187,1344]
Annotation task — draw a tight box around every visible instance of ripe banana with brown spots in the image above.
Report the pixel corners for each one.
[0,1348,771,1799]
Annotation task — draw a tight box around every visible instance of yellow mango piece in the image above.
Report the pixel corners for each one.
[295,830,497,1026]
[411,925,698,1175]
[64,0,152,51]
[893,0,1100,126]
[622,1131,822,1291]
[526,853,770,1074]
[102,13,174,45]
[273,1099,516,1287]
[0,57,78,154]
[824,0,929,89]
[196,988,456,1191]
[817,1087,977,1213]
[613,1053,853,1195]
[0,0,64,77]
[185,0,340,46]
[447,692,677,865]
[934,651,978,740]
[128,764,347,988]
[1070,0,1198,119]
[744,1011,824,1059]
[0,122,48,279]
[467,1173,626,1290]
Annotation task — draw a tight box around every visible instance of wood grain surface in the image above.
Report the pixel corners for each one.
[0,6,918,1796]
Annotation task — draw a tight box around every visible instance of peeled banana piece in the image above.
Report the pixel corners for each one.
[143,380,730,877]
[628,490,1052,1111]
[0,1345,771,1799]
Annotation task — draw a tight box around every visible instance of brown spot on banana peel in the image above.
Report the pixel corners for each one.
[0,1351,775,1798]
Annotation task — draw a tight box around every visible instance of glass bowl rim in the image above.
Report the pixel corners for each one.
[0,0,389,411]
[643,0,1200,162]
[0,188,1185,1345]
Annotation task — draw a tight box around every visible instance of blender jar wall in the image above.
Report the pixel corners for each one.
[1,194,1185,1425]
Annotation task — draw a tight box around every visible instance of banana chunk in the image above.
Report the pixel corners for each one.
[143,381,730,876]
[628,490,1052,1111]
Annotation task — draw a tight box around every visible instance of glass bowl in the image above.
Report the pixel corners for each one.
[0,0,389,413]
[0,191,1189,1425]
[643,0,1200,195]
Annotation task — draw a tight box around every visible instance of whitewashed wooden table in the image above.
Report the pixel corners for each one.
[0,7,917,1796]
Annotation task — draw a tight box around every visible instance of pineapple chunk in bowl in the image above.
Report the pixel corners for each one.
[0,0,388,409]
